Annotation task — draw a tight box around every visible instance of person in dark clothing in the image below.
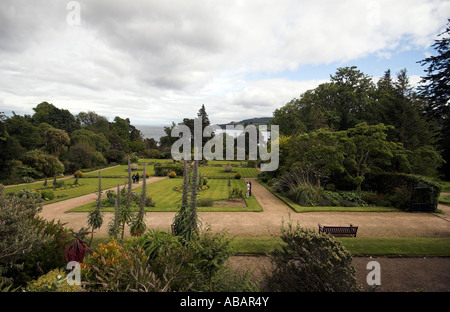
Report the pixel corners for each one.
[249,182,252,196]
[135,173,140,183]
[132,173,136,183]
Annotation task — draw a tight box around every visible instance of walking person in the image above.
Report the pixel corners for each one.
[249,181,252,196]
[132,173,136,183]
[246,181,250,198]
[135,172,140,183]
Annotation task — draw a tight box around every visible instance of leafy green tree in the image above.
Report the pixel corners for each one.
[40,123,70,159]
[76,111,110,137]
[23,149,63,178]
[70,129,110,153]
[32,102,79,133]
[0,114,23,179]
[286,123,409,192]
[3,113,42,151]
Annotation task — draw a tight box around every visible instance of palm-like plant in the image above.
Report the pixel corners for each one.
[87,172,103,244]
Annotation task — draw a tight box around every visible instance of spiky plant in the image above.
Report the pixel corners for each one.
[119,159,135,240]
[87,172,103,244]
[173,158,200,242]
[130,164,147,236]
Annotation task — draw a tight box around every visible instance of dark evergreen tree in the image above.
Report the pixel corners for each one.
[418,20,450,178]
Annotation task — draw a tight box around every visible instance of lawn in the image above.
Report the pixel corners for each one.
[258,180,400,213]
[439,194,450,205]
[67,178,263,212]
[231,236,450,256]
[83,164,155,178]
[3,177,129,205]
[138,158,174,165]
[199,166,259,178]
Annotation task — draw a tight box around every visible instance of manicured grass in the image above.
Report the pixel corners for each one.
[83,164,155,178]
[436,179,450,192]
[67,178,263,212]
[4,177,129,204]
[258,180,400,213]
[231,236,450,256]
[138,158,174,165]
[199,166,259,178]
[92,235,450,257]
[439,194,450,205]
[208,160,249,167]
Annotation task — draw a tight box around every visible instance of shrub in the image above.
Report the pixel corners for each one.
[234,172,241,179]
[189,228,235,291]
[127,230,182,260]
[154,163,183,176]
[53,180,65,188]
[131,163,139,171]
[287,183,322,206]
[364,173,441,212]
[168,171,177,178]
[145,196,156,207]
[224,164,233,173]
[247,160,257,168]
[4,218,70,288]
[25,268,79,292]
[229,187,244,199]
[264,221,361,292]
[197,197,214,207]
[40,190,55,201]
[361,191,391,207]
[22,176,34,183]
[74,170,83,178]
[17,189,40,201]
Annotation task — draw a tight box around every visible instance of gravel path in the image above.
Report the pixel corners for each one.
[39,177,450,239]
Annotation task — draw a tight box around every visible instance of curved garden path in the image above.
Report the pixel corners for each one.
[38,178,450,239]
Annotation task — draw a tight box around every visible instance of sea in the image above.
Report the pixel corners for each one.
[136,125,167,141]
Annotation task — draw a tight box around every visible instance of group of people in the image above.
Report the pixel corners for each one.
[132,173,140,183]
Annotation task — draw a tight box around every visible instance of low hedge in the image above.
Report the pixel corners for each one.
[364,173,441,212]
[153,163,183,177]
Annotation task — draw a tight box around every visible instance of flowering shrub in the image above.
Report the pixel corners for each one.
[174,184,209,192]
[26,268,79,292]
[74,170,83,178]
[168,171,177,178]
[82,239,151,291]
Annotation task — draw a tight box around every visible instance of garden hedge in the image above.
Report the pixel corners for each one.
[154,163,184,177]
[364,173,441,212]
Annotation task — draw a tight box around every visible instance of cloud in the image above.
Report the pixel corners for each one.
[0,0,449,125]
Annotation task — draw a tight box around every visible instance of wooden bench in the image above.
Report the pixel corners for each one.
[318,224,358,237]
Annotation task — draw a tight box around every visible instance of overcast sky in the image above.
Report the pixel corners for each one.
[1,0,449,126]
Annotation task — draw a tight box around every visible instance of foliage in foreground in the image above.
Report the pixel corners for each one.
[263,220,361,292]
